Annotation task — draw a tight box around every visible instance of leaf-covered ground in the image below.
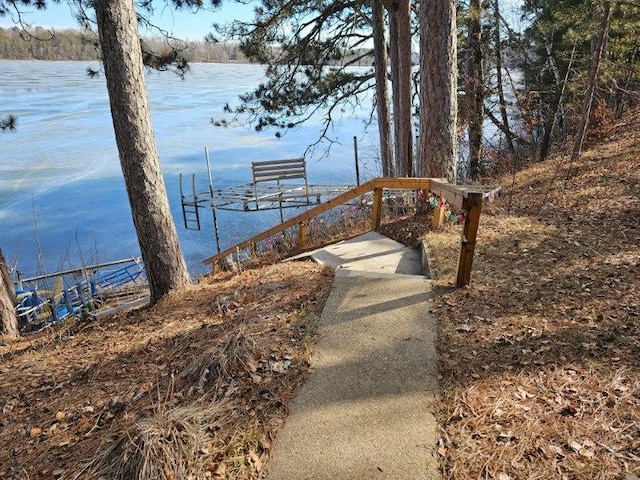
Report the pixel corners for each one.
[429,111,640,479]
[0,263,333,479]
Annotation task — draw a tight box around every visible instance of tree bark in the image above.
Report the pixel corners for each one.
[389,8,401,173]
[395,0,413,177]
[371,0,395,177]
[465,0,484,179]
[94,0,191,305]
[571,0,611,161]
[418,0,458,181]
[0,248,19,337]
[388,0,414,177]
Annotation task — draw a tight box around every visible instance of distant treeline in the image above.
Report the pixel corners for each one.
[0,26,249,63]
[0,26,373,66]
[0,26,99,61]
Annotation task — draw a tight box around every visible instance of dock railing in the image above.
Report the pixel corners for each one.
[203,177,501,287]
[14,257,147,332]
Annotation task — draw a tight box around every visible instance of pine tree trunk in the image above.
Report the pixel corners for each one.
[395,0,413,177]
[465,0,484,179]
[418,0,458,181]
[389,8,400,166]
[388,1,414,177]
[94,0,191,305]
[0,248,19,338]
[372,0,395,177]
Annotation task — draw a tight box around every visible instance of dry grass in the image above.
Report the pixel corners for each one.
[77,403,229,480]
[242,204,373,268]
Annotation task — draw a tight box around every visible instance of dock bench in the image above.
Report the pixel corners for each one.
[251,158,310,209]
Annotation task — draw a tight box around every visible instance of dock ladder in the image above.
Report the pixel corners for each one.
[179,173,203,231]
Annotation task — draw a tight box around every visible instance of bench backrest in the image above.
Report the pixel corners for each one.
[252,158,307,185]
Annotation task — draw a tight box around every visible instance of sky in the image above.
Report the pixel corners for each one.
[0,1,255,40]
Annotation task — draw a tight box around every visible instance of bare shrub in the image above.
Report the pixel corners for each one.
[76,403,231,480]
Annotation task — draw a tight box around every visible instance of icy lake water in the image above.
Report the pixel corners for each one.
[0,61,379,278]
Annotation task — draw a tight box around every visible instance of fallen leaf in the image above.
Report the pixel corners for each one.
[579,448,594,459]
[213,463,227,477]
[249,451,263,471]
[568,440,582,452]
[271,361,288,373]
[456,324,474,332]
[246,359,259,372]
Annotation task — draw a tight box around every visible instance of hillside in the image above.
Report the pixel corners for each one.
[429,110,640,478]
[0,109,638,479]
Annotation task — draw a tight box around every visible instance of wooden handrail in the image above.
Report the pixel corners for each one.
[202,177,501,286]
[203,179,378,266]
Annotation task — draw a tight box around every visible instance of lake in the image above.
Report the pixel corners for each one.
[0,61,379,279]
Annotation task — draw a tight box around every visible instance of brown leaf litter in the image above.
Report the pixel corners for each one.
[429,109,639,479]
[0,262,333,479]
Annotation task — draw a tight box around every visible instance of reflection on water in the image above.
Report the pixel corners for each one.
[0,61,379,278]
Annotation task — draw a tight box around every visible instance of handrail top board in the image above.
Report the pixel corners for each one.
[203,177,500,266]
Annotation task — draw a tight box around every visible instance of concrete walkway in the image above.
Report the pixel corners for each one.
[267,233,439,479]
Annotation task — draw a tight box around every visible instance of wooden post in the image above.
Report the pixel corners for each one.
[298,221,308,249]
[250,243,257,257]
[353,136,361,186]
[456,193,483,287]
[235,246,242,273]
[372,187,383,229]
[432,204,446,229]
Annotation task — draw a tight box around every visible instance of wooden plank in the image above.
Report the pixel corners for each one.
[372,177,432,191]
[372,177,465,208]
[254,172,306,181]
[254,169,306,176]
[253,166,306,174]
[456,193,483,287]
[254,166,306,173]
[428,179,465,209]
[252,158,305,167]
